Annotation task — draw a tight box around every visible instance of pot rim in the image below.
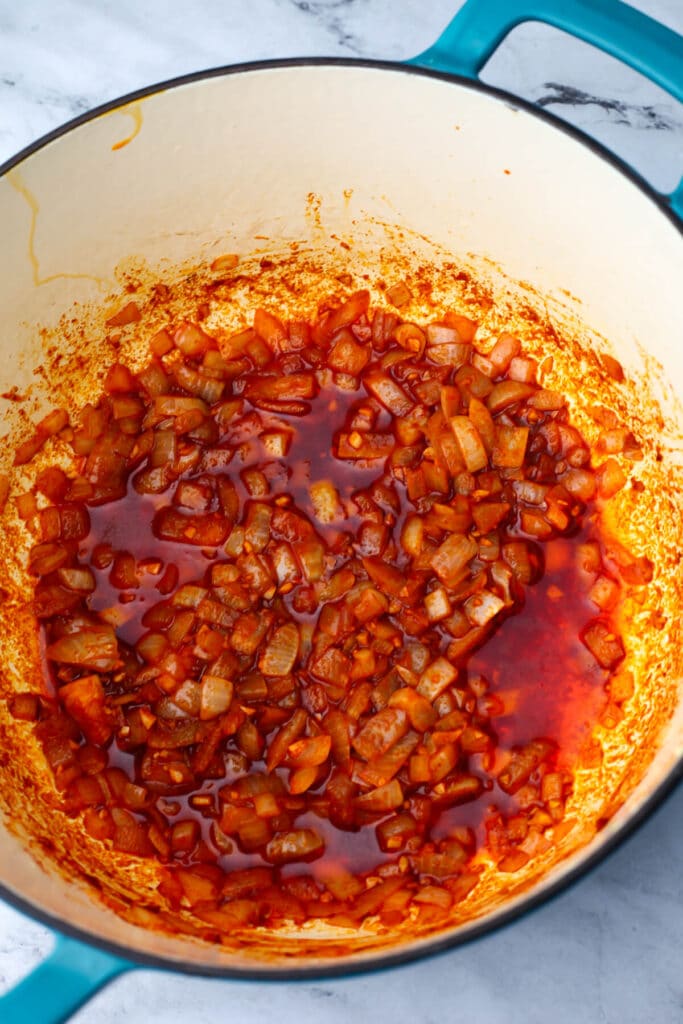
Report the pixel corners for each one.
[0,55,681,980]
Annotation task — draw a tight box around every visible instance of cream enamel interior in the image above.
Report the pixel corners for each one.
[0,64,682,971]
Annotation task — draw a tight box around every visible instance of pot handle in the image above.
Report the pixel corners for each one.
[409,0,683,221]
[0,933,131,1024]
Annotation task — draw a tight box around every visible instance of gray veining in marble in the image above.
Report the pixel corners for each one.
[1,0,682,1021]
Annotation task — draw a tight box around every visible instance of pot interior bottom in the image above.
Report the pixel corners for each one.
[0,238,681,967]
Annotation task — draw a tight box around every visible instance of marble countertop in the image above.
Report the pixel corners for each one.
[1,1,682,1022]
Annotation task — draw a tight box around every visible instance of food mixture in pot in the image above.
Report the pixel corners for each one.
[5,282,643,934]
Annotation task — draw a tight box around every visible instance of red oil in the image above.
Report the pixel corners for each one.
[470,532,607,762]
[433,526,608,845]
[80,383,387,648]
[83,493,210,645]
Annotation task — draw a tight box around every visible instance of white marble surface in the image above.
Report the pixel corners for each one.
[1,1,682,1021]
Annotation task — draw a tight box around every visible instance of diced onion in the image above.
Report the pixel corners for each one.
[13,284,626,933]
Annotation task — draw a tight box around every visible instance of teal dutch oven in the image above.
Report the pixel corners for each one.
[0,1,681,1021]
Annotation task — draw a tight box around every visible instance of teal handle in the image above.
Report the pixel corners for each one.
[0,934,131,1024]
[409,0,683,220]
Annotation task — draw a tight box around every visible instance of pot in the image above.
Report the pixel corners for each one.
[0,1,681,1021]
